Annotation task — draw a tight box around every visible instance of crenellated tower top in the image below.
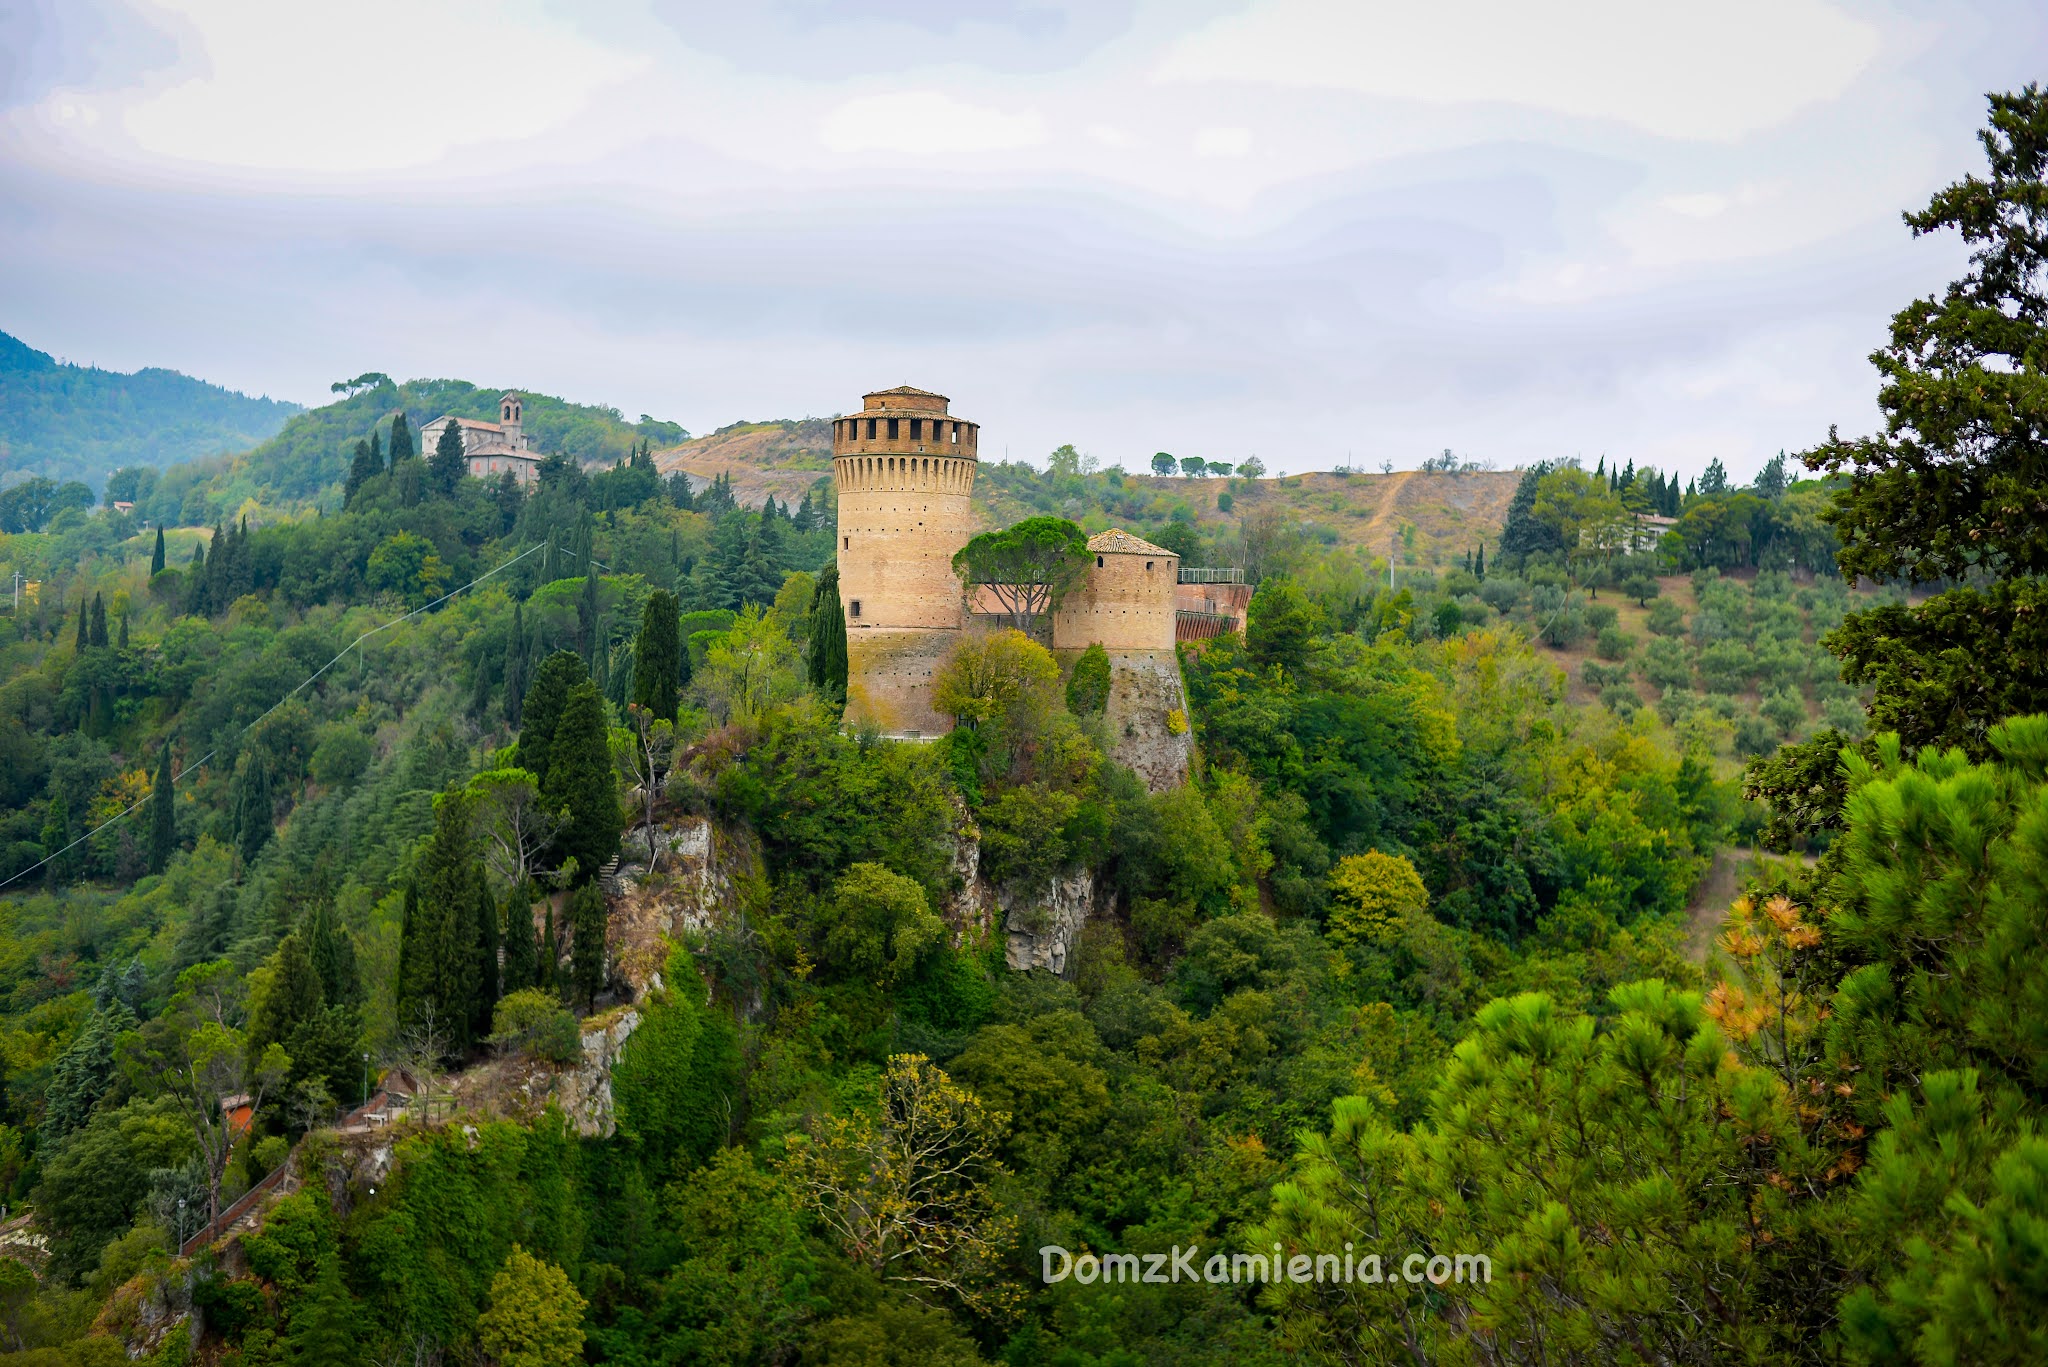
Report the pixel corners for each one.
[833,387,978,461]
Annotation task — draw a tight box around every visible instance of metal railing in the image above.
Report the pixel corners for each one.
[1178,567,1245,584]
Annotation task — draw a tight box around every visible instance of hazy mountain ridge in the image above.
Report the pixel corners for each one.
[0,329,300,491]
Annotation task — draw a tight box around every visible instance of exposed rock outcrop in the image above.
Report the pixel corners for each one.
[1103,649,1192,792]
[554,1008,640,1138]
[608,816,761,998]
[1003,869,1100,975]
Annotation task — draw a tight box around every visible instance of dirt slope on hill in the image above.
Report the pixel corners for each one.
[653,420,836,507]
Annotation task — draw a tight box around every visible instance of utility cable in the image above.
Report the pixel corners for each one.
[0,539,547,894]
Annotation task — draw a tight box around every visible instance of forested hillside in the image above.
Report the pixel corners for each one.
[131,376,686,528]
[0,86,2041,1367]
[0,332,298,492]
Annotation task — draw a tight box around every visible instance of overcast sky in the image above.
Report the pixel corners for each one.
[1,1,2039,478]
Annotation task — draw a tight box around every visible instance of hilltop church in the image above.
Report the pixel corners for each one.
[833,385,1192,791]
[419,392,544,485]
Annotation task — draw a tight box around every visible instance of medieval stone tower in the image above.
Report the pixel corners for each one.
[833,386,980,736]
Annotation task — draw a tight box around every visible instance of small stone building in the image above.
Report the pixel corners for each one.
[418,392,543,485]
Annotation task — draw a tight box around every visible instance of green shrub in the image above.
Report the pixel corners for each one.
[1645,598,1685,635]
[310,724,373,788]
[1478,578,1524,613]
[1642,638,1693,690]
[1698,641,1754,693]
[1595,627,1632,661]
[1733,711,1777,757]
[1599,683,1642,717]
[1065,643,1111,716]
[1760,687,1808,737]
[1585,602,1619,633]
[490,989,583,1064]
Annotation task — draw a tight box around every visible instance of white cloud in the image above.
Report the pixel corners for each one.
[819,90,1046,155]
[48,0,644,174]
[1154,0,1883,142]
[1193,126,1252,157]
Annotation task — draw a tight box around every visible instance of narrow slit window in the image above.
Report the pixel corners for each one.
[850,600,861,619]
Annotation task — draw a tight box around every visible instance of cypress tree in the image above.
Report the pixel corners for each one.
[473,879,500,1039]
[228,516,253,599]
[246,932,324,1065]
[188,538,208,615]
[631,590,681,722]
[388,412,415,464]
[501,889,537,994]
[304,899,362,1006]
[543,681,621,880]
[148,743,176,875]
[1475,542,1486,579]
[569,880,607,1013]
[117,612,128,650]
[89,593,107,648]
[516,651,587,786]
[73,599,87,651]
[344,438,376,508]
[405,787,482,1049]
[577,556,602,665]
[203,521,230,612]
[539,900,559,993]
[234,757,272,867]
[807,566,848,703]
[150,527,166,576]
[505,601,529,727]
[430,417,467,495]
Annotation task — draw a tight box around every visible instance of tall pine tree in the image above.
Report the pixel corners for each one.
[505,600,529,727]
[399,787,483,1050]
[472,879,500,1040]
[89,593,107,648]
[569,881,607,1012]
[516,651,588,788]
[388,412,415,465]
[807,567,847,703]
[630,590,681,722]
[150,527,166,576]
[543,681,621,881]
[501,890,537,994]
[148,742,176,875]
[430,417,467,495]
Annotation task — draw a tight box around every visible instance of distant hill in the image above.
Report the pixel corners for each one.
[144,377,688,524]
[657,416,1521,563]
[654,418,836,508]
[0,329,300,492]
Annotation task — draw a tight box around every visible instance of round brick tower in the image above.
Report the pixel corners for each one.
[833,386,980,735]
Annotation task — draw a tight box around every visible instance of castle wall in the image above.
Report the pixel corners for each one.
[835,456,978,631]
[845,630,957,737]
[1102,648,1192,791]
[1052,550,1179,651]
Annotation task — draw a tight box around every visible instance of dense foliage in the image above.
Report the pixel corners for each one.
[0,86,2043,1367]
